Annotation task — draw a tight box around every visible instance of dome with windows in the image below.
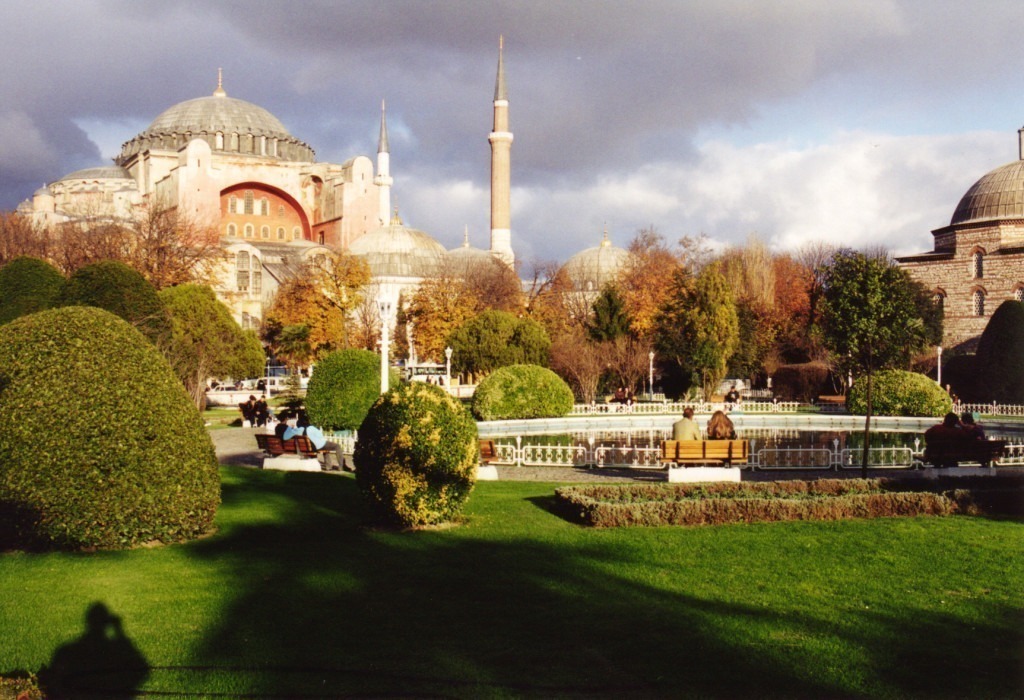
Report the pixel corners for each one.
[56,166,134,183]
[116,77,315,164]
[950,158,1024,226]
[563,230,629,292]
[349,212,446,280]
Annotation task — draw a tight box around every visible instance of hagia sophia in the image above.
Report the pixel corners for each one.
[15,41,1022,351]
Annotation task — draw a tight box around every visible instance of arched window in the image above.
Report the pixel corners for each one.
[973,289,985,317]
[228,195,237,214]
[244,190,254,215]
[236,251,250,292]
[277,226,285,240]
[932,291,944,314]
[241,312,251,329]
[292,227,301,240]
[318,231,325,245]
[260,198,269,216]
[972,251,984,279]
[278,205,285,217]
[1015,287,1024,302]
[243,224,254,238]
[226,223,237,237]
[252,258,262,295]
[260,225,270,239]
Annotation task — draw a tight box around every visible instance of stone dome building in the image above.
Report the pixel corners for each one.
[563,229,630,293]
[898,127,1024,349]
[349,211,447,309]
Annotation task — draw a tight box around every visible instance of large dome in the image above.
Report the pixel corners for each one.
[117,79,315,164]
[950,158,1024,226]
[145,95,290,137]
[349,215,446,279]
[563,231,629,292]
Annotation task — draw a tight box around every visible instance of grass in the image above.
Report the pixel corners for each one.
[1,467,1022,698]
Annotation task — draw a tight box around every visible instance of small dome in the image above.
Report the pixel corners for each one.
[349,213,446,279]
[446,228,499,273]
[950,158,1024,226]
[56,166,132,183]
[563,230,629,292]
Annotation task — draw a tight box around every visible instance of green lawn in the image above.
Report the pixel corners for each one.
[2,467,1021,698]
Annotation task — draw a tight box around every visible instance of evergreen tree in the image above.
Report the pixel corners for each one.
[587,284,631,342]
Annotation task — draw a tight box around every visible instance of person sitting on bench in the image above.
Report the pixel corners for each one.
[283,412,346,471]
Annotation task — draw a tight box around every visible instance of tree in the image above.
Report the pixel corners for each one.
[0,212,51,267]
[0,256,65,325]
[524,261,586,337]
[407,274,479,363]
[57,259,171,348]
[820,250,930,475]
[549,329,605,403]
[306,349,399,432]
[654,262,739,399]
[159,284,265,407]
[121,201,223,290]
[447,310,550,379]
[587,284,631,342]
[263,252,369,364]
[617,227,681,340]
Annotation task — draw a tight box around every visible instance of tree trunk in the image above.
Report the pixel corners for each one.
[861,367,872,478]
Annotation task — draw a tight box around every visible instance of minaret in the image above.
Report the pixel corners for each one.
[488,36,515,266]
[375,100,393,226]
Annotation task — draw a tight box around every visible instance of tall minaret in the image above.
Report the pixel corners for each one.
[375,100,393,226]
[488,36,515,266]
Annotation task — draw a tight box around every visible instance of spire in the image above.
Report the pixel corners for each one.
[463,225,470,247]
[494,35,507,101]
[378,99,389,154]
[213,68,226,97]
[601,226,611,247]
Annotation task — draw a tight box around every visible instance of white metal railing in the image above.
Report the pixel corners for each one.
[486,438,1024,470]
[569,401,801,416]
[955,402,1024,417]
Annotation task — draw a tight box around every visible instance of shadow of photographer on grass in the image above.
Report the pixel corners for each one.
[38,602,148,699]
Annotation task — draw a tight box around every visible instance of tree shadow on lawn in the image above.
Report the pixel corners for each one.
[168,469,1021,698]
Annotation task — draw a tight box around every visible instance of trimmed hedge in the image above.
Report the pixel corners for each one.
[772,362,836,401]
[554,479,964,528]
[0,307,220,550]
[354,382,478,527]
[846,369,952,417]
[57,260,171,347]
[306,349,398,431]
[0,256,64,325]
[975,300,1024,404]
[471,364,575,420]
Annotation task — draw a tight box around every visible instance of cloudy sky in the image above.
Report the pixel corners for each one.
[2,0,1023,267]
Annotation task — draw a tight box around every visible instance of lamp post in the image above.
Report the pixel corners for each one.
[445,346,453,394]
[648,351,655,400]
[379,300,393,395]
[937,346,943,387]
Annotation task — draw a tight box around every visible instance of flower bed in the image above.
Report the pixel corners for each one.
[554,479,969,527]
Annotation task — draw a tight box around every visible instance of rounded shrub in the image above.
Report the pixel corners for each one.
[306,349,398,431]
[354,382,478,527]
[471,364,575,420]
[0,256,65,325]
[58,260,171,347]
[846,369,952,417]
[0,306,220,550]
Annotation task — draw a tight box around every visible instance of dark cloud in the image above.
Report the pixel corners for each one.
[2,1,1023,262]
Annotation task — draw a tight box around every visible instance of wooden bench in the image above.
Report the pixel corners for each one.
[923,440,1007,468]
[479,440,498,464]
[255,433,330,468]
[660,440,750,467]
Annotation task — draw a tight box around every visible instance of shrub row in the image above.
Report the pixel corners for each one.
[554,479,964,527]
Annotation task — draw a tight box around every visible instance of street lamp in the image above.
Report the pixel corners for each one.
[379,300,393,395]
[937,346,943,387]
[648,351,655,400]
[445,346,453,394]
